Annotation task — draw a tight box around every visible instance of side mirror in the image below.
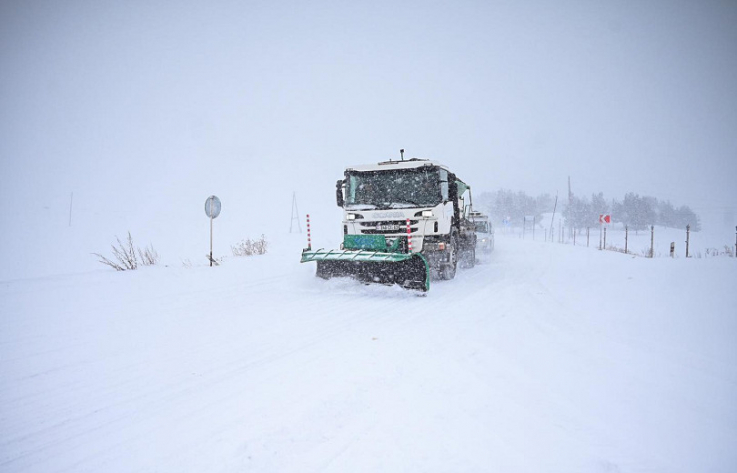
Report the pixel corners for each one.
[336,180,344,207]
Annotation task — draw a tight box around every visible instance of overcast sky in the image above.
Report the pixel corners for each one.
[2,0,736,236]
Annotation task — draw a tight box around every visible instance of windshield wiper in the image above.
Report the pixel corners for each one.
[391,200,422,207]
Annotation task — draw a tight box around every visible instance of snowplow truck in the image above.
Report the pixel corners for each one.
[301,156,477,292]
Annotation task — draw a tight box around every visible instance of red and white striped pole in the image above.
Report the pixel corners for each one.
[406,218,412,253]
[306,214,312,250]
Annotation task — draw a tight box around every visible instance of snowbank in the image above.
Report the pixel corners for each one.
[1,233,735,472]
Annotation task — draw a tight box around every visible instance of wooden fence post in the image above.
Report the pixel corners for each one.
[650,225,654,258]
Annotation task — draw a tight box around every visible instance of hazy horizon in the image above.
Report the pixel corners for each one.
[2,0,736,265]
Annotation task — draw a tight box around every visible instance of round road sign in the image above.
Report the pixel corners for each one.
[205,195,221,219]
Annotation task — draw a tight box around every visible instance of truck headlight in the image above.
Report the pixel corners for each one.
[346,213,356,220]
[421,210,433,218]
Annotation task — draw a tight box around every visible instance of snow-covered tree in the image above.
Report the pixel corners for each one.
[476,189,553,225]
[563,194,591,229]
[617,192,656,230]
[589,192,609,226]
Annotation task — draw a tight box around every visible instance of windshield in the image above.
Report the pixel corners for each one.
[474,221,490,233]
[345,168,442,209]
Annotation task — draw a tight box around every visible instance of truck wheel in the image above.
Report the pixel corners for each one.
[440,232,458,280]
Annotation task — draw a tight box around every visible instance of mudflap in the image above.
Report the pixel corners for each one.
[316,254,430,292]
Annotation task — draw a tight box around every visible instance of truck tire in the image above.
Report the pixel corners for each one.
[440,231,458,280]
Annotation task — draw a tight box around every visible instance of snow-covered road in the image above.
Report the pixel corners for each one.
[2,234,736,472]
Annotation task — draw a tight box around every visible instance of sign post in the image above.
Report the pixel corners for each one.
[599,214,611,250]
[603,226,607,250]
[205,195,222,266]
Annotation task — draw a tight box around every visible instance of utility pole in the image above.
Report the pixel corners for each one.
[568,176,573,239]
[68,192,73,227]
[550,192,558,243]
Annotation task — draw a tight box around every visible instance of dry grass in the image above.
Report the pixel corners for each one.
[231,235,268,257]
[93,232,159,271]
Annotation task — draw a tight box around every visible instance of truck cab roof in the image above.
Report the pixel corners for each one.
[346,158,449,173]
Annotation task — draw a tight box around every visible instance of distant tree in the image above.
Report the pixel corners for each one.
[618,192,655,231]
[477,189,551,226]
[517,190,537,220]
[563,194,591,229]
[652,200,699,230]
[620,192,637,227]
[674,205,701,231]
[536,193,554,215]
[640,196,658,230]
[589,192,609,226]
[476,188,700,232]
[611,198,623,225]
[657,200,676,227]
[493,189,517,223]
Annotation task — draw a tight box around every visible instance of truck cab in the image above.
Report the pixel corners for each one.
[336,158,476,279]
[469,211,494,253]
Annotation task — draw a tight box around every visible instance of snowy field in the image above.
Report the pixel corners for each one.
[1,228,736,473]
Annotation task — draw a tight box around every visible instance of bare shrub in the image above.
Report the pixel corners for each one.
[704,246,735,258]
[138,244,160,266]
[607,245,627,254]
[232,235,269,257]
[94,232,159,271]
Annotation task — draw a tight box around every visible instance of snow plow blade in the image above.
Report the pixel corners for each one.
[300,235,430,292]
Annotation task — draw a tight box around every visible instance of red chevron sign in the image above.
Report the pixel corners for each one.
[599,214,611,224]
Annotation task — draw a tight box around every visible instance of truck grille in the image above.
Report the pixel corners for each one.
[359,220,419,235]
